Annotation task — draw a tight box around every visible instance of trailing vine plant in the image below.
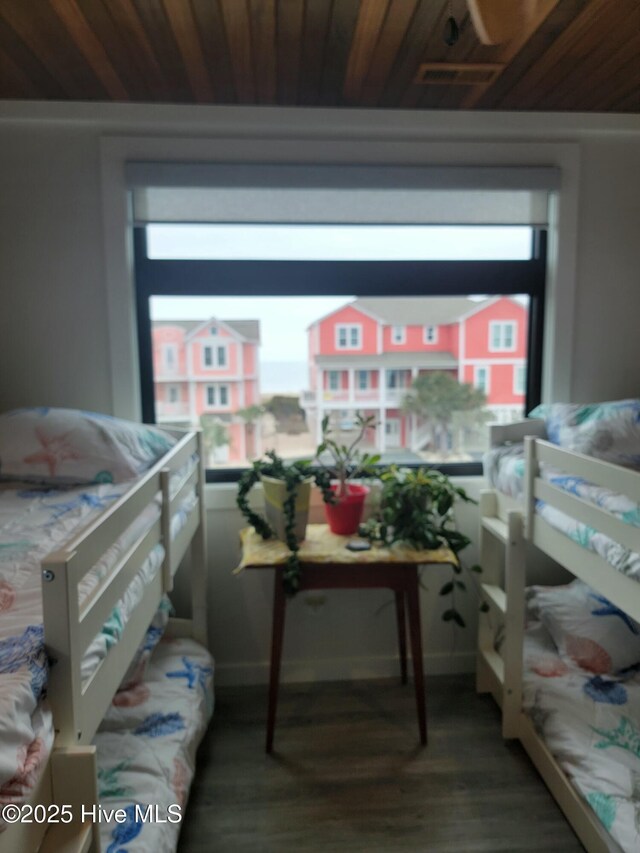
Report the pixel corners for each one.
[358,465,482,627]
[236,451,334,596]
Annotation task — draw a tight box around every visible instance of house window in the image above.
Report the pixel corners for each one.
[424,325,438,344]
[206,385,230,407]
[336,324,361,350]
[489,321,516,352]
[168,385,179,403]
[328,370,340,391]
[391,325,406,345]
[356,370,369,390]
[162,343,177,370]
[474,366,490,393]
[387,369,398,389]
[210,325,218,335]
[514,364,526,396]
[202,344,227,368]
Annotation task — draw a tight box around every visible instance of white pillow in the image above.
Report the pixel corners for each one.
[0,408,176,485]
[528,580,640,674]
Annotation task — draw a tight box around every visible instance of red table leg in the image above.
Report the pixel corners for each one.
[266,569,286,753]
[394,590,407,684]
[406,568,427,745]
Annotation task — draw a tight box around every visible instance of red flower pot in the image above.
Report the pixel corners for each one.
[324,484,370,536]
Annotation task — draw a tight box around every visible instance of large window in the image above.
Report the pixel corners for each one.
[135,224,546,479]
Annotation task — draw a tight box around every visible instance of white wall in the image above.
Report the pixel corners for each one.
[0,103,639,683]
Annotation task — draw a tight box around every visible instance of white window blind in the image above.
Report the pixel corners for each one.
[128,163,559,227]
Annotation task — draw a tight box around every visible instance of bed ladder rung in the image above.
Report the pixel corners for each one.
[481,515,508,544]
[480,648,505,686]
[480,582,507,615]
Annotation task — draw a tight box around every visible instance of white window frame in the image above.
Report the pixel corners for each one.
[202,342,228,369]
[162,343,178,371]
[513,363,526,396]
[335,324,362,350]
[205,383,231,408]
[423,325,438,344]
[474,365,490,394]
[489,321,517,352]
[391,325,406,345]
[328,370,340,391]
[356,369,369,390]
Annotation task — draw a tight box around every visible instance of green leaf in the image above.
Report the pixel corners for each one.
[452,611,466,628]
[470,564,483,574]
[479,601,490,613]
[439,581,454,596]
[442,609,455,621]
[455,580,466,590]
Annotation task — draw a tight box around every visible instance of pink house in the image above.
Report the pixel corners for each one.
[301,297,527,453]
[152,318,260,463]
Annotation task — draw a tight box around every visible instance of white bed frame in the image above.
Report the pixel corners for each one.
[477,420,638,853]
[0,429,208,853]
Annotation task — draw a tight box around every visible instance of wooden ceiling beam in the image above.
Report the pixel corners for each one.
[162,0,215,103]
[49,0,128,99]
[250,0,276,103]
[343,0,390,103]
[0,44,40,97]
[220,0,256,104]
[360,0,418,106]
[497,0,612,111]
[105,0,168,98]
[276,0,304,104]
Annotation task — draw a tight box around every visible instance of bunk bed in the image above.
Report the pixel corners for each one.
[477,402,640,852]
[0,408,212,853]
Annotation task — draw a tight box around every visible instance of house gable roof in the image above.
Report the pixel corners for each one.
[353,297,483,326]
[152,318,260,343]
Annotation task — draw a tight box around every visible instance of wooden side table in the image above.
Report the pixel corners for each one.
[236,524,456,753]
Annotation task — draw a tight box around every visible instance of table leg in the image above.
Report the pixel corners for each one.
[394,590,407,684]
[266,569,286,753]
[406,569,427,745]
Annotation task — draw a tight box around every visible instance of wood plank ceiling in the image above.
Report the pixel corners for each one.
[0,0,637,112]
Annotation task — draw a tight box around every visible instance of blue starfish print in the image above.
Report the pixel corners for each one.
[41,491,121,524]
[106,804,143,853]
[589,593,639,634]
[166,656,213,692]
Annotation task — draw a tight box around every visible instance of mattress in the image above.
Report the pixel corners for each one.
[95,636,214,853]
[523,619,640,852]
[484,443,640,581]
[0,457,199,816]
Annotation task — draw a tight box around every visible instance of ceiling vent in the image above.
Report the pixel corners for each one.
[414,63,504,85]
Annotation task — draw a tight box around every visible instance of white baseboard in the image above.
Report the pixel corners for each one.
[214,651,475,687]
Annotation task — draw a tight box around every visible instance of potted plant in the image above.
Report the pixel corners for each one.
[313,412,380,535]
[359,465,481,627]
[236,451,314,595]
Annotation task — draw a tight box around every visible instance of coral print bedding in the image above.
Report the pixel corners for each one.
[95,637,214,853]
[0,479,131,821]
[524,617,640,852]
[0,409,196,828]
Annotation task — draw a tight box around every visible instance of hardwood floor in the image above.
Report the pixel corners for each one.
[178,675,583,852]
